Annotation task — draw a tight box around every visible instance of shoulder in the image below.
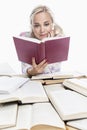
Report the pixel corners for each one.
[19,31,31,37]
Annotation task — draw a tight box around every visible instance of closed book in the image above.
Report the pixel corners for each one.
[13,36,70,64]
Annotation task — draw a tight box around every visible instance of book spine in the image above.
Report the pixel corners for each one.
[36,43,45,64]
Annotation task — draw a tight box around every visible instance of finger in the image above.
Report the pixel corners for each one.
[38,62,48,73]
[32,57,37,68]
[47,32,51,37]
[41,62,48,69]
[48,30,55,37]
[38,59,47,68]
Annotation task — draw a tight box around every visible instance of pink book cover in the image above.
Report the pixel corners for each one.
[13,36,70,64]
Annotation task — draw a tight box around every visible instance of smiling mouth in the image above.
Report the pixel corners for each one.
[40,34,47,37]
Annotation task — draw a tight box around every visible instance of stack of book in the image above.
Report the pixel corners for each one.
[1,62,87,130]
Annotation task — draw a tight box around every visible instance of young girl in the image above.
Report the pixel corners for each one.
[20,5,64,77]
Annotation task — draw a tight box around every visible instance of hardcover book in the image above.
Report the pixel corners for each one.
[13,36,70,64]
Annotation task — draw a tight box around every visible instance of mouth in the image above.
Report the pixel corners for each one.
[40,34,48,38]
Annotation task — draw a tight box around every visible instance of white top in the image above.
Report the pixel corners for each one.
[20,32,62,74]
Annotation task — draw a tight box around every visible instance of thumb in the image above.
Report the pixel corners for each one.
[32,57,37,68]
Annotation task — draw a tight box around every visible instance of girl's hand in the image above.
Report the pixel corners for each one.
[48,30,55,37]
[27,57,48,76]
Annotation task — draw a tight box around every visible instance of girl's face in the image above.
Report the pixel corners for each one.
[32,12,53,40]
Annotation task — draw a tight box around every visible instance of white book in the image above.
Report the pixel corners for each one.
[44,84,65,96]
[3,103,66,130]
[66,119,87,130]
[0,76,29,94]
[47,89,87,120]
[0,62,16,76]
[0,103,17,129]
[63,78,87,96]
[31,71,85,80]
[0,81,48,104]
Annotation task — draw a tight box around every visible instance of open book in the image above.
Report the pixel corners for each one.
[66,118,87,130]
[63,78,87,96]
[3,103,66,130]
[47,89,87,121]
[13,36,70,64]
[0,103,17,129]
[0,81,48,104]
[31,71,85,80]
[44,84,65,95]
[0,76,29,94]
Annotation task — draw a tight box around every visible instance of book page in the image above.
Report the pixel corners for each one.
[31,102,65,130]
[3,103,65,130]
[44,84,65,96]
[0,103,17,129]
[48,90,87,120]
[0,81,48,104]
[16,105,32,129]
[18,81,49,103]
[67,119,87,130]
[31,73,53,80]
[63,78,87,96]
[31,71,73,80]
[53,71,85,79]
[42,35,70,42]
[64,78,87,88]
[14,36,41,43]
[31,71,85,80]
[2,104,32,130]
[0,76,29,94]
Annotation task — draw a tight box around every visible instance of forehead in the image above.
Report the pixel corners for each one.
[33,12,52,23]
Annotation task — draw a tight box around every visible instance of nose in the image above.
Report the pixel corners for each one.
[40,26,45,33]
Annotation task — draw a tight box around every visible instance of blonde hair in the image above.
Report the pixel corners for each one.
[30,5,64,38]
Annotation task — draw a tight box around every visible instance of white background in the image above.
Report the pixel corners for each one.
[0,0,87,73]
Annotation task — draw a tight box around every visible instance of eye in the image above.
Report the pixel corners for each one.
[33,24,40,28]
[44,23,50,26]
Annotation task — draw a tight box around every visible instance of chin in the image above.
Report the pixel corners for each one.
[40,36,48,40]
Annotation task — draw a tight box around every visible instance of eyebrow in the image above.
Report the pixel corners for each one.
[33,21,51,25]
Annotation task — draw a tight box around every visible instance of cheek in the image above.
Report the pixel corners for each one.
[47,26,52,32]
[33,28,39,35]
[32,29,40,38]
